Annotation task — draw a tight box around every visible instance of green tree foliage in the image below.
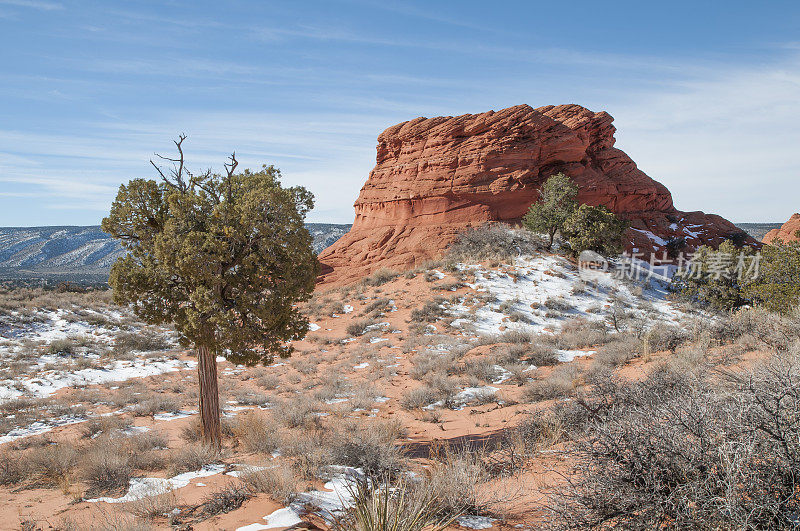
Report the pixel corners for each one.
[562,203,629,257]
[102,136,318,446]
[671,241,757,312]
[743,238,800,314]
[522,173,578,249]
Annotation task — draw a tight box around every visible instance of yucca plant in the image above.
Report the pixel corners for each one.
[334,477,462,531]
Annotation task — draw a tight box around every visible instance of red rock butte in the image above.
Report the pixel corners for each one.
[763,213,800,244]
[319,104,752,285]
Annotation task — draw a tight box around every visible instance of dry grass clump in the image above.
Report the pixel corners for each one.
[401,386,440,410]
[200,483,251,517]
[112,330,170,357]
[231,388,271,406]
[418,449,492,517]
[410,297,450,322]
[231,411,279,454]
[240,463,298,503]
[168,443,220,476]
[47,335,94,356]
[360,268,400,287]
[25,440,79,488]
[556,318,609,349]
[445,223,542,262]
[81,438,133,495]
[408,349,459,380]
[81,416,133,438]
[272,396,324,429]
[327,420,407,478]
[523,364,583,401]
[255,373,280,390]
[347,318,378,337]
[124,490,178,520]
[592,334,641,368]
[131,395,181,418]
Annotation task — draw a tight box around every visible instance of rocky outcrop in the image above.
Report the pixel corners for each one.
[763,214,800,244]
[319,104,753,284]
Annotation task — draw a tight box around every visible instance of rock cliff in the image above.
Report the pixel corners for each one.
[319,104,751,284]
[763,213,800,244]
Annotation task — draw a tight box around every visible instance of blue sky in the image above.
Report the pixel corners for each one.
[0,0,798,226]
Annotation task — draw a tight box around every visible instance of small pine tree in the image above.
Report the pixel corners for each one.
[102,136,318,447]
[742,238,800,314]
[562,203,629,257]
[522,173,578,249]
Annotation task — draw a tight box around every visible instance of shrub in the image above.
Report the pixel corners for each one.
[27,441,79,487]
[168,443,219,475]
[361,269,399,287]
[131,395,181,418]
[334,478,459,531]
[671,241,756,311]
[329,421,406,478]
[112,331,170,356]
[347,319,377,337]
[201,484,251,517]
[562,204,628,257]
[549,350,800,529]
[81,439,132,495]
[241,464,297,503]
[743,239,800,314]
[446,223,542,262]
[231,411,278,454]
[401,386,439,410]
[523,365,582,401]
[410,298,449,323]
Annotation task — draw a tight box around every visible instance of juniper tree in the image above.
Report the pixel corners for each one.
[562,203,629,258]
[522,173,578,249]
[102,136,318,447]
[743,236,800,314]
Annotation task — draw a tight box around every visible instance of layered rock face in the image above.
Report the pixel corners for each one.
[763,214,800,244]
[319,104,751,284]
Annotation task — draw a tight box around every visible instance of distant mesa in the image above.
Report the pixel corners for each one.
[763,213,800,244]
[319,104,753,284]
[0,224,350,282]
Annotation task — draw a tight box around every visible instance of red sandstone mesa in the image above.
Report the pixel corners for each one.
[763,213,800,244]
[319,104,752,285]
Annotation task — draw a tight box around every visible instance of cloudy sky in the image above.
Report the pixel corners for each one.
[0,0,798,226]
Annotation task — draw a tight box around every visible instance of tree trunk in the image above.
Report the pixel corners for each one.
[197,344,221,449]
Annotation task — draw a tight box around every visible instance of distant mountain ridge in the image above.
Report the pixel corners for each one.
[0,223,351,282]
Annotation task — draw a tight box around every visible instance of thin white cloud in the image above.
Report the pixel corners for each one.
[0,0,62,10]
[610,52,800,222]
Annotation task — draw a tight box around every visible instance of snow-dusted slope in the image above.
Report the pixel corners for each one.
[0,224,350,277]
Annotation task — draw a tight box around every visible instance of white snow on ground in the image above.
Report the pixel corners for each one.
[451,254,681,336]
[153,410,197,421]
[236,466,362,530]
[0,357,191,401]
[457,515,496,529]
[308,323,321,331]
[557,349,597,362]
[0,415,86,444]
[630,228,668,247]
[342,305,354,314]
[0,307,182,403]
[87,464,226,503]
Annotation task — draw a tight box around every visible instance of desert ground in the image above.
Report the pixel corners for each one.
[0,227,794,530]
